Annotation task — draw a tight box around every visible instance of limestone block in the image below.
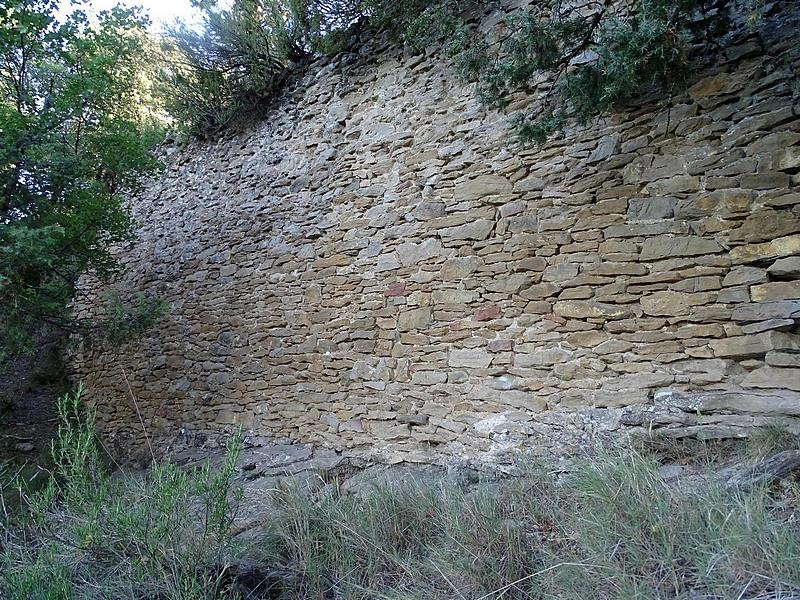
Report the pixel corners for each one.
[766,351,800,368]
[542,263,580,282]
[640,236,722,261]
[732,300,800,322]
[641,290,715,316]
[642,175,700,196]
[768,257,800,278]
[448,349,493,368]
[454,175,512,202]
[750,282,800,302]
[396,238,443,267]
[730,234,800,264]
[710,331,800,358]
[743,367,800,391]
[439,219,495,242]
[398,307,431,331]
[729,210,800,243]
[485,274,532,294]
[514,345,572,367]
[440,256,479,280]
[410,371,447,385]
[722,266,767,287]
[554,300,636,319]
[656,389,800,416]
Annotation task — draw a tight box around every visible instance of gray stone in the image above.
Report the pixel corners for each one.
[710,331,800,358]
[587,134,620,163]
[542,263,579,282]
[554,300,635,319]
[656,389,800,416]
[730,234,800,264]
[398,307,431,331]
[396,415,429,425]
[766,351,800,368]
[412,202,446,220]
[454,175,512,202]
[640,236,722,261]
[627,197,677,220]
[396,239,443,267]
[741,319,796,334]
[641,290,713,316]
[750,281,800,302]
[485,274,532,294]
[449,349,493,369]
[732,300,800,322]
[440,256,479,280]
[515,345,573,367]
[411,371,447,385]
[722,266,767,287]
[768,257,800,279]
[743,367,800,392]
[440,220,495,242]
[729,209,800,244]
[375,254,401,272]
[642,175,700,196]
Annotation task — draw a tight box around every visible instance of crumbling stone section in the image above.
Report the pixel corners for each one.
[71,3,800,465]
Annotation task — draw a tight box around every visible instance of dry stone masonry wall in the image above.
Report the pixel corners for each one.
[72,3,800,465]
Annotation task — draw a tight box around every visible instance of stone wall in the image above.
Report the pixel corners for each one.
[71,2,800,465]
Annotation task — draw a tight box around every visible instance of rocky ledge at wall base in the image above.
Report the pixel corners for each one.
[71,1,800,467]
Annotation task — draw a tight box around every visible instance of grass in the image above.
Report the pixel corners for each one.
[1,389,799,599]
[747,425,800,461]
[246,453,799,600]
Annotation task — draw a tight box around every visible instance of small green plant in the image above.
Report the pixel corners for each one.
[4,390,798,599]
[89,291,168,347]
[253,451,800,599]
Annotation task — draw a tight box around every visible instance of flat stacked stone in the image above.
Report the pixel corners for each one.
[71,1,800,465]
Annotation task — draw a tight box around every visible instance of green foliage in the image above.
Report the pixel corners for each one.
[162,0,743,144]
[161,0,310,134]
[395,0,736,143]
[89,291,168,347]
[160,0,468,133]
[252,451,800,599]
[0,386,244,599]
[0,0,165,362]
[3,414,799,599]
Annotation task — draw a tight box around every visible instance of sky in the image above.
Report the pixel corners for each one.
[59,0,204,32]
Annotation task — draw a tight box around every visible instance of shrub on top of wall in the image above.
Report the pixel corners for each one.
[161,0,757,141]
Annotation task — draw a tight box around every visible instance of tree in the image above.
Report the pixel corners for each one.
[161,0,304,134]
[160,0,372,134]
[0,0,164,362]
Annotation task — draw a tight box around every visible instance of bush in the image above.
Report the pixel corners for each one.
[0,1,166,362]
[396,0,747,143]
[161,0,752,144]
[0,386,244,600]
[161,0,318,134]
